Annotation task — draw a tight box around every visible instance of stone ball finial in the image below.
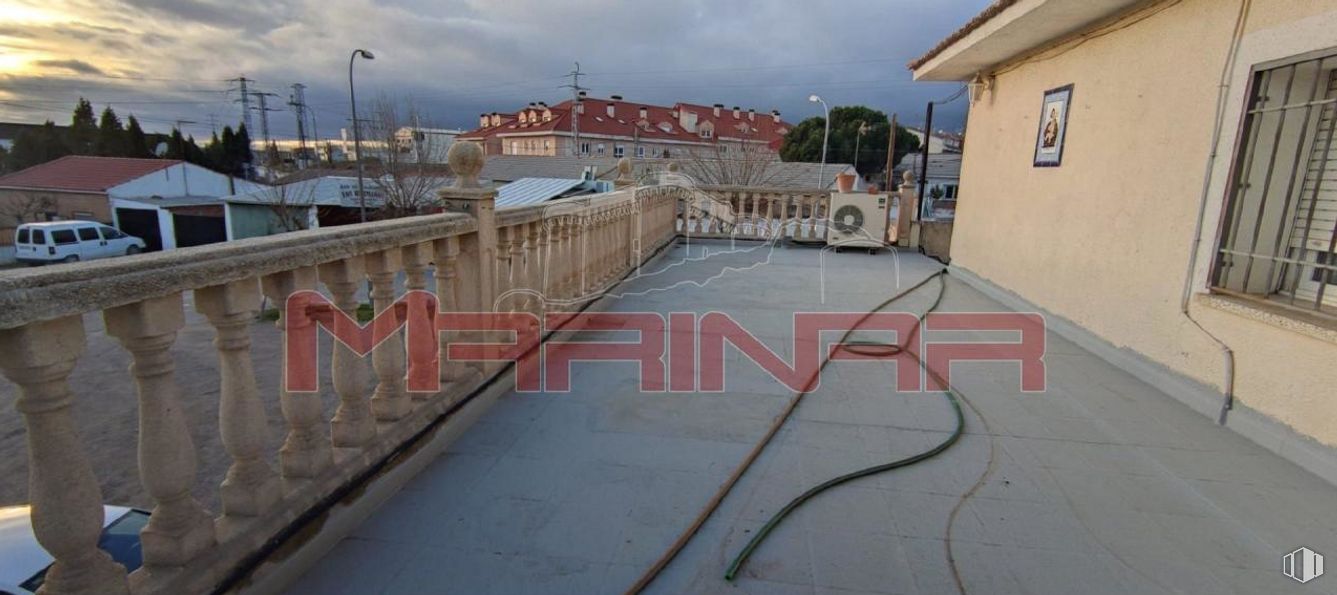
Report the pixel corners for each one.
[901,169,916,186]
[616,156,633,176]
[448,142,484,188]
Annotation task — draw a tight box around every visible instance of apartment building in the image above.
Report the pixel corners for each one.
[457,94,793,158]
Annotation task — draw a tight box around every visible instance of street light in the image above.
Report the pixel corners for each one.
[808,94,830,189]
[349,48,375,223]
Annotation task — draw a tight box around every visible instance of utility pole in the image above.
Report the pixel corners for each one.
[884,113,898,191]
[228,76,255,178]
[251,91,282,178]
[919,102,934,218]
[288,83,309,169]
[563,62,588,157]
[228,76,254,136]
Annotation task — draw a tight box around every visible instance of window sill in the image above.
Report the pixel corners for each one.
[1198,291,1337,345]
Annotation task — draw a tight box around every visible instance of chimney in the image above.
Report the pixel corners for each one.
[575,100,584,114]
[713,103,723,117]
[578,90,587,98]
[479,113,489,128]
[606,102,616,117]
[538,101,547,108]
[610,94,623,101]
[748,108,755,122]
[772,110,781,123]
[639,106,648,119]
[732,106,740,118]
[491,113,501,126]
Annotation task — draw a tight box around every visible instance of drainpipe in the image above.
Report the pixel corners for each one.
[1181,0,1251,425]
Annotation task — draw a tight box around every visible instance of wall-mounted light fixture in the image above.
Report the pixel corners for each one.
[967,72,994,104]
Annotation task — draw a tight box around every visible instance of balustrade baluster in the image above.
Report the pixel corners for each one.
[318,258,376,448]
[106,294,216,582]
[433,237,470,397]
[195,279,281,538]
[366,249,409,422]
[261,267,333,481]
[0,316,131,595]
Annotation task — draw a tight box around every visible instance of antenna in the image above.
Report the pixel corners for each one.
[563,62,589,157]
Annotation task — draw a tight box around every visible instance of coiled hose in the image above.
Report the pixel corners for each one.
[625,267,983,593]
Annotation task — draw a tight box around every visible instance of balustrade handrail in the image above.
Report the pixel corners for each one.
[0,212,477,330]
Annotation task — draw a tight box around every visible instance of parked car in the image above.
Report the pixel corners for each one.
[13,221,147,265]
[0,505,148,594]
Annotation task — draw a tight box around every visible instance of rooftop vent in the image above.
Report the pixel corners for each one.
[610,94,623,101]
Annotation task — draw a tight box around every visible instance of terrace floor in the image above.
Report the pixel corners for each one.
[289,240,1337,595]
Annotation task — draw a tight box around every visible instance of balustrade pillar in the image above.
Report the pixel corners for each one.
[195,279,281,538]
[366,249,409,421]
[319,258,376,448]
[261,267,333,480]
[0,317,130,595]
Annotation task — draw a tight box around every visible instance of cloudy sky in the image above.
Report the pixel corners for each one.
[0,0,990,141]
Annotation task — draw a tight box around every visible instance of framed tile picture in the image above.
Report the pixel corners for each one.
[1034,84,1073,167]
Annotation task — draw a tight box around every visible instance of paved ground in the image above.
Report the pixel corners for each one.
[288,241,1337,595]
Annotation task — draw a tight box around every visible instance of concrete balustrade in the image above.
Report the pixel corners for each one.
[0,150,904,594]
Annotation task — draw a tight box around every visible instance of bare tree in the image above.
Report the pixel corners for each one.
[678,138,784,187]
[364,95,451,218]
[0,191,56,226]
[253,181,319,232]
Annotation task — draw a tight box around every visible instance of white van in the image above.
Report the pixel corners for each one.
[14,221,147,265]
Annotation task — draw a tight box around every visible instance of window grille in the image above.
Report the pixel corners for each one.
[1213,49,1337,318]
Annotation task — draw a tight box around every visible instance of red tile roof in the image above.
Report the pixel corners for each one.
[0,156,182,193]
[459,97,793,148]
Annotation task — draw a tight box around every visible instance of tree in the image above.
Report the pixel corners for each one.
[779,106,921,179]
[680,139,786,187]
[125,116,151,158]
[68,98,97,154]
[6,121,70,171]
[257,180,320,232]
[232,124,254,178]
[363,95,449,218]
[0,191,56,227]
[94,106,125,156]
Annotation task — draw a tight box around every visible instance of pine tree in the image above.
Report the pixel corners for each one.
[94,106,125,156]
[218,126,238,176]
[125,116,151,158]
[68,98,97,154]
[166,128,187,160]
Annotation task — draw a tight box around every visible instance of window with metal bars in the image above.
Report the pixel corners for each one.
[1213,49,1337,319]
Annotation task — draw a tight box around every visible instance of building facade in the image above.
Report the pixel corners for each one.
[912,0,1337,477]
[458,95,793,159]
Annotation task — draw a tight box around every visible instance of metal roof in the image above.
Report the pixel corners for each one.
[495,177,595,208]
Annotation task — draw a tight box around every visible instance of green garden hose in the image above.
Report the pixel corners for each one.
[625,267,967,594]
[724,269,963,580]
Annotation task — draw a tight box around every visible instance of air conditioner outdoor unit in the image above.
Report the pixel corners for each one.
[826,192,889,252]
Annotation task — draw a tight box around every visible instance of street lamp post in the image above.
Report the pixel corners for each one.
[808,94,830,189]
[349,48,375,223]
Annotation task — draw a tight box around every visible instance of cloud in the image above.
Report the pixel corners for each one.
[33,59,107,75]
[0,0,990,137]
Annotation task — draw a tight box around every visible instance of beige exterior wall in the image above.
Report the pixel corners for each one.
[950,0,1337,445]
